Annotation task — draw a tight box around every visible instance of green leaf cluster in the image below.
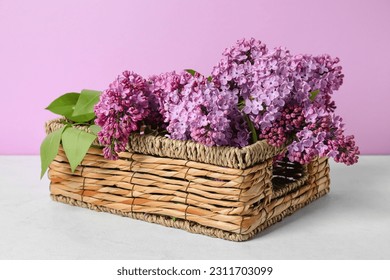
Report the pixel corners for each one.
[40,89,102,178]
[46,89,101,123]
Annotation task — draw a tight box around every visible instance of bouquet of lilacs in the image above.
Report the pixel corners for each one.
[94,38,359,165]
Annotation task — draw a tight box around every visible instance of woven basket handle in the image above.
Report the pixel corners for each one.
[270,161,309,200]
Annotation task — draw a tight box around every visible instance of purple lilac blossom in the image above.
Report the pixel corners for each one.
[94,71,151,160]
[286,114,359,165]
[148,71,193,132]
[212,39,293,131]
[94,38,358,165]
[212,38,358,164]
[149,71,249,147]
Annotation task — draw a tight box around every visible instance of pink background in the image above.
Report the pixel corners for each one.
[0,0,389,155]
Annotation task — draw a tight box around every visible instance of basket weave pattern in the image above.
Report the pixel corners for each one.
[46,119,330,241]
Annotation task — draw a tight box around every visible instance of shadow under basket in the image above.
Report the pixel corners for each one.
[46,119,330,242]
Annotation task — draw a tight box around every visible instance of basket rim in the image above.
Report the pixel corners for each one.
[45,118,284,169]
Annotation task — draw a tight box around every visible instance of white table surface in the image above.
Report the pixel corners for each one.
[0,155,389,260]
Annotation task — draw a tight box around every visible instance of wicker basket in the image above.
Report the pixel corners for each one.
[46,119,330,241]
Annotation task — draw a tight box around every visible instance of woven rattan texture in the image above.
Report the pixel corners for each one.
[48,150,330,240]
[51,187,329,242]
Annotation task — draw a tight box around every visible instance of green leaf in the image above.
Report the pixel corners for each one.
[309,89,320,101]
[71,89,101,122]
[207,76,212,82]
[244,113,258,144]
[89,124,101,135]
[61,127,97,172]
[40,125,67,178]
[69,114,95,123]
[46,93,80,118]
[184,69,197,76]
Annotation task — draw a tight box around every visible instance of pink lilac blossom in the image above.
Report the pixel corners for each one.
[259,103,305,147]
[94,71,151,160]
[328,134,359,165]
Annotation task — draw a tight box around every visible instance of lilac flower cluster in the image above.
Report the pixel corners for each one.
[290,54,343,112]
[259,103,305,147]
[212,40,293,131]
[287,54,357,165]
[149,71,249,147]
[94,71,151,160]
[148,71,192,129]
[287,114,359,165]
[94,38,359,165]
[212,38,358,165]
